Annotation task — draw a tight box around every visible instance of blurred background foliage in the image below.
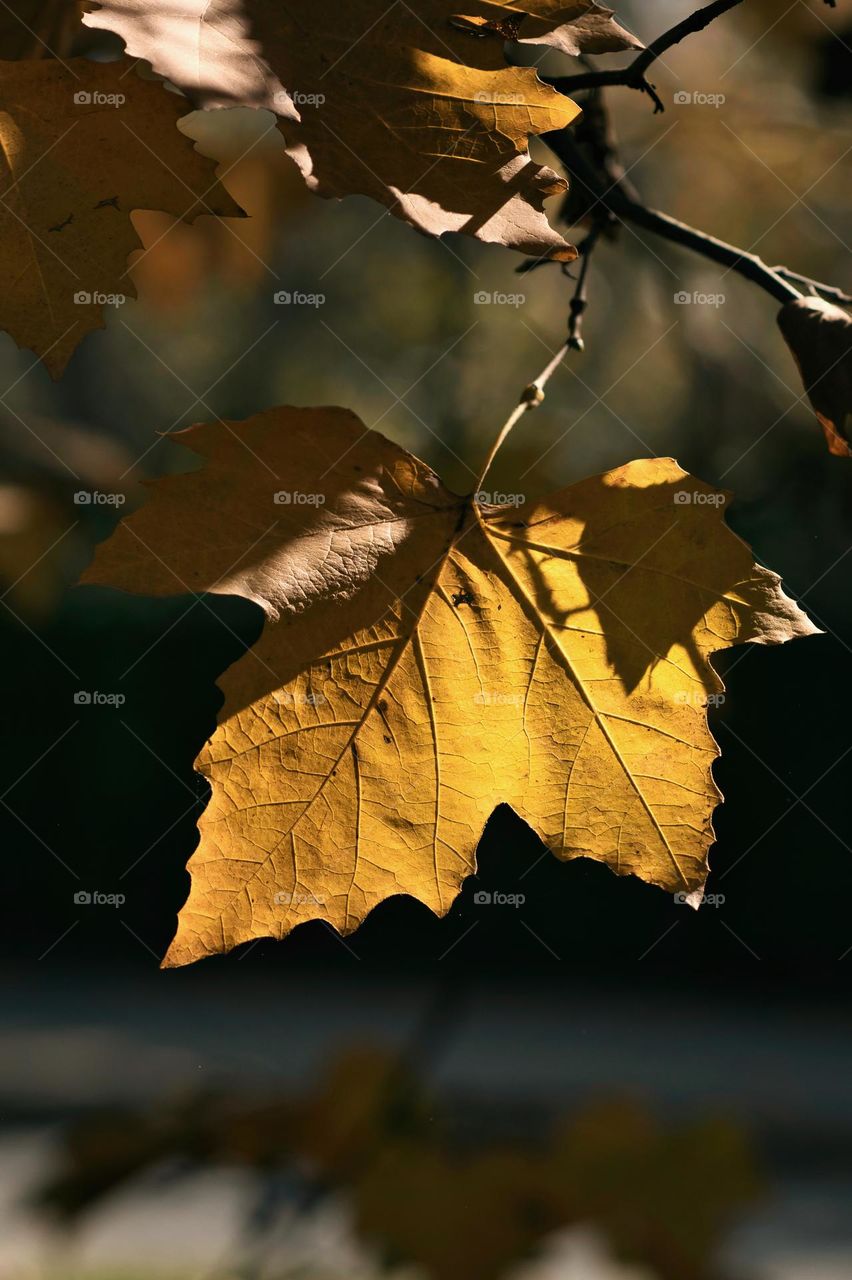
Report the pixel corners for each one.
[1,1,852,1277]
[32,1046,760,1280]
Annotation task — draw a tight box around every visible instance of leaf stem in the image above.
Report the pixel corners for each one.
[476,236,603,491]
[475,342,570,494]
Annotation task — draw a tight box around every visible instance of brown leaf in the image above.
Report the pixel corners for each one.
[778,295,852,457]
[450,0,641,56]
[83,0,637,256]
[0,57,243,376]
[80,407,816,967]
[130,109,306,310]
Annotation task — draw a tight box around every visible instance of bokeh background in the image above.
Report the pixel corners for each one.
[1,1,851,1276]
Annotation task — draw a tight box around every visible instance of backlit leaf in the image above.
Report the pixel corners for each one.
[82,0,639,256]
[0,56,243,375]
[81,407,817,966]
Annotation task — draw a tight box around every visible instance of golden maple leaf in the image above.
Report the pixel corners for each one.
[83,0,639,256]
[81,407,816,966]
[0,57,243,376]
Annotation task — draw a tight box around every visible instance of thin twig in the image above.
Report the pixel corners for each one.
[567,230,598,351]
[547,0,746,113]
[476,343,571,493]
[770,266,852,306]
[484,0,844,480]
[478,236,605,486]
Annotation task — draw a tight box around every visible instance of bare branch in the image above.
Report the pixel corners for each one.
[614,200,802,302]
[547,0,746,113]
[543,129,803,304]
[567,229,598,351]
[770,267,852,306]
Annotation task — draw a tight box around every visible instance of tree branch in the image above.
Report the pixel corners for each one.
[534,2,850,305]
[615,199,802,302]
[567,228,598,351]
[546,0,746,113]
[543,129,803,304]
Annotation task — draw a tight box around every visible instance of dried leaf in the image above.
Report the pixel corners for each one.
[81,407,816,967]
[450,1,640,56]
[778,295,852,457]
[0,57,243,376]
[83,0,637,256]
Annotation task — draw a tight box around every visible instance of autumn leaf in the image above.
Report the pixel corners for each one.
[449,1,640,55]
[0,57,243,376]
[81,407,816,967]
[82,0,639,257]
[778,295,852,457]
